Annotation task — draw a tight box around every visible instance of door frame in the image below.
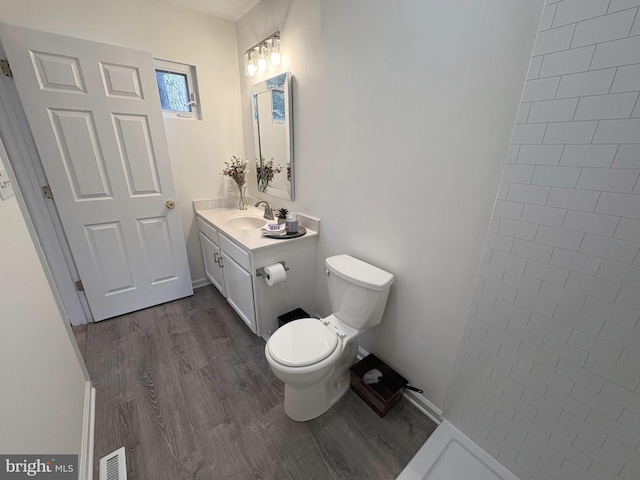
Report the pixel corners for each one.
[0,42,92,325]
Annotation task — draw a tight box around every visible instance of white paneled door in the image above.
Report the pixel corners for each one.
[0,24,193,321]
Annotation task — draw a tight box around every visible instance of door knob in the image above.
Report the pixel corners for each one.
[165,199,176,209]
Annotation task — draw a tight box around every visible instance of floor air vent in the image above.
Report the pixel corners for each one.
[99,446,127,480]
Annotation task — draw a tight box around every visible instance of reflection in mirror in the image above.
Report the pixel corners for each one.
[251,72,293,200]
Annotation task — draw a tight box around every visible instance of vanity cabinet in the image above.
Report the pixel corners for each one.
[221,251,255,331]
[199,232,224,294]
[196,209,318,338]
[198,217,256,331]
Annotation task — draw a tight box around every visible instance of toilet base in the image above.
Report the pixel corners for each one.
[283,371,351,421]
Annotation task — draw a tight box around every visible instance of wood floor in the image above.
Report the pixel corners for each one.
[74,286,437,480]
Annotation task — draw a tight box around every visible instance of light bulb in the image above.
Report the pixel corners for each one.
[256,44,269,73]
[244,51,257,77]
[268,38,282,66]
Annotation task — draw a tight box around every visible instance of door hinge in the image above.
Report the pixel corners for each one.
[0,59,12,78]
[75,280,84,292]
[41,185,53,199]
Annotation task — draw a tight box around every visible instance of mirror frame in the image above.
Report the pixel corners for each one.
[251,71,293,200]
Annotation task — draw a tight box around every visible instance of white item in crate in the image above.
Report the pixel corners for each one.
[363,368,383,384]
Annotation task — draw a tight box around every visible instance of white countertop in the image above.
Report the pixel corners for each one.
[195,205,319,251]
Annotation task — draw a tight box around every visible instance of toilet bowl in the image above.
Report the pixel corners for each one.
[265,254,394,421]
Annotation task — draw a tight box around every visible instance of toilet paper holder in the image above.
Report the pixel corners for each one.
[256,261,290,277]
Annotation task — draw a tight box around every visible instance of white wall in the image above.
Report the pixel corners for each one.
[0,0,245,284]
[0,141,88,454]
[446,2,640,479]
[237,0,544,407]
[0,0,545,415]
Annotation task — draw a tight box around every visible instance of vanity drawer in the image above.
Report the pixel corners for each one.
[219,233,251,271]
[197,217,219,245]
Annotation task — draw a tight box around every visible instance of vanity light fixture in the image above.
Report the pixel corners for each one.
[244,32,282,77]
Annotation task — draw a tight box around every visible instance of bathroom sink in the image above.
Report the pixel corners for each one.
[227,216,265,230]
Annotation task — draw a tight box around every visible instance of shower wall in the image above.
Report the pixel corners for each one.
[446,2,640,479]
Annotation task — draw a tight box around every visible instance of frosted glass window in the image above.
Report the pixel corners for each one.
[156,70,191,112]
[153,59,201,120]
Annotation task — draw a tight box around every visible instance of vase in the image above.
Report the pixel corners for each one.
[237,184,247,210]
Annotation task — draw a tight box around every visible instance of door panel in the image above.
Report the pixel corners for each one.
[49,109,113,199]
[100,62,143,99]
[31,51,86,93]
[137,216,179,284]
[0,23,193,320]
[112,114,162,196]
[84,221,136,295]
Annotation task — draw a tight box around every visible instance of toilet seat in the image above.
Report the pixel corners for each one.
[268,318,339,367]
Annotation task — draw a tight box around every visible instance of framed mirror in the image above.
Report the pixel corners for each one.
[251,72,293,200]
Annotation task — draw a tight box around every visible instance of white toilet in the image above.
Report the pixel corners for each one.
[265,254,394,421]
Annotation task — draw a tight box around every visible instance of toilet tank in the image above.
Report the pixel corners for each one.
[325,255,394,330]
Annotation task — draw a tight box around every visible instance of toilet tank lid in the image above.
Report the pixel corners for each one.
[325,255,394,291]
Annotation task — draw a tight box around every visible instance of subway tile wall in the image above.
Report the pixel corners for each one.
[445,1,640,479]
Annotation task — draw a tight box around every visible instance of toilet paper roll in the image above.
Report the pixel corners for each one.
[263,263,287,286]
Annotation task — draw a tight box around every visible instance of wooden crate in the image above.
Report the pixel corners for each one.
[349,353,408,417]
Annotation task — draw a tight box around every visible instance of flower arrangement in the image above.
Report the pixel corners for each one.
[286,162,291,182]
[222,156,248,187]
[256,156,283,193]
[222,156,248,209]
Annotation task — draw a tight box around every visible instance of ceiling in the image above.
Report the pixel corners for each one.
[162,0,261,22]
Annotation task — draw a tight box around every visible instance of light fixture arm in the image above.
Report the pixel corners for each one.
[245,31,280,56]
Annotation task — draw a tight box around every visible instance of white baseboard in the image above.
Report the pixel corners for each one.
[80,381,96,480]
[356,347,442,425]
[192,277,211,289]
[403,389,443,425]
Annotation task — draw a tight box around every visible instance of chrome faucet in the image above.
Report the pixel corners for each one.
[255,200,274,220]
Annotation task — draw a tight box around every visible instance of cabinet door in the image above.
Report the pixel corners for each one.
[199,232,225,295]
[221,251,256,333]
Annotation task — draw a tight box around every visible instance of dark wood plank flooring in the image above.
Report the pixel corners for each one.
[74,286,436,480]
